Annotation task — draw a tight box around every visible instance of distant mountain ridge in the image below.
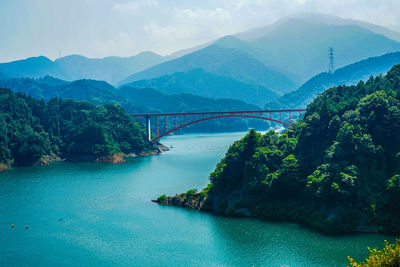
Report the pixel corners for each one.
[0,52,164,85]
[2,13,400,97]
[235,13,400,42]
[0,76,266,132]
[118,14,400,94]
[265,52,400,109]
[248,19,400,82]
[124,68,279,107]
[0,75,260,114]
[119,45,296,94]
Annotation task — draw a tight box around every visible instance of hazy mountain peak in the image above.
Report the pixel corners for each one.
[236,12,400,42]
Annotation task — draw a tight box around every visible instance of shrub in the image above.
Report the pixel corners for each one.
[348,239,400,266]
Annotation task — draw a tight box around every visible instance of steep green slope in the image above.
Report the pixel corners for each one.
[265,52,400,109]
[124,68,279,107]
[159,64,400,234]
[119,45,295,94]
[0,88,152,168]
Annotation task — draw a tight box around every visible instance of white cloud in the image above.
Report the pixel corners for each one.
[95,32,139,56]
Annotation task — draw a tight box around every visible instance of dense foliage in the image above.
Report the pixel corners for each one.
[0,88,151,167]
[348,239,400,266]
[203,65,400,233]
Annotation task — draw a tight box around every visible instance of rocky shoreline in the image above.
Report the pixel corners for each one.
[153,193,207,210]
[153,190,385,234]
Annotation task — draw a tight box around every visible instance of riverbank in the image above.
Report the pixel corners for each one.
[1,143,169,170]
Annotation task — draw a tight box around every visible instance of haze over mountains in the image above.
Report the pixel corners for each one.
[1,13,400,110]
[123,68,279,107]
[0,52,164,85]
[0,76,259,114]
[265,52,400,109]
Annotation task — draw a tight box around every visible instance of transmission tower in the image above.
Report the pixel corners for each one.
[329,47,335,74]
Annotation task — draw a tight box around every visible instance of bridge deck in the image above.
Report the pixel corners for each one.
[130,109,306,117]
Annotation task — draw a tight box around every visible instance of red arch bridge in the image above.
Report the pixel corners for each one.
[130,109,306,142]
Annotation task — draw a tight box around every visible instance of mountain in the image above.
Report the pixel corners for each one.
[0,76,262,113]
[158,64,400,234]
[119,45,296,94]
[265,52,400,109]
[0,72,9,81]
[54,52,164,84]
[0,78,146,113]
[236,13,400,43]
[0,52,164,85]
[0,56,57,78]
[123,68,279,107]
[118,86,259,113]
[247,19,400,82]
[36,75,69,86]
[120,14,400,94]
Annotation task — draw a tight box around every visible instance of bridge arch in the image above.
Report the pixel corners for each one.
[131,109,305,141]
[152,114,290,141]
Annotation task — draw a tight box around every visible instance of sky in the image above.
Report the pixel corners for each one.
[1,0,400,62]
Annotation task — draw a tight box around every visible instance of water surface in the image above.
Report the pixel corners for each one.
[0,132,396,266]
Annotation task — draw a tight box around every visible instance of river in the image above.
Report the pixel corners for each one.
[0,132,396,266]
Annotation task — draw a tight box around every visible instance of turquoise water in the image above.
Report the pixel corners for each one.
[0,132,396,266]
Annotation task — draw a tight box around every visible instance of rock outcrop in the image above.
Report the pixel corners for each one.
[153,193,207,210]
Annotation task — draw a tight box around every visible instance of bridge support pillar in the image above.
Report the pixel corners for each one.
[145,116,151,142]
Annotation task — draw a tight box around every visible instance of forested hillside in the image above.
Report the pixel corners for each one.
[0,88,152,169]
[159,64,400,233]
[119,45,295,94]
[124,68,278,107]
